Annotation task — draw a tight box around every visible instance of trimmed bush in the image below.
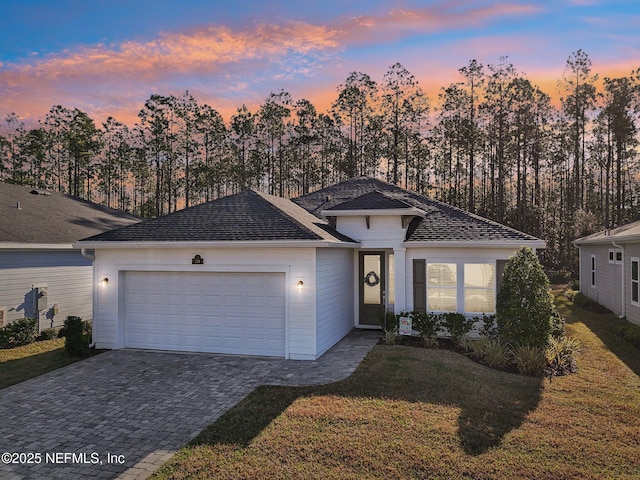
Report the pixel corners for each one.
[61,316,87,356]
[411,311,441,342]
[441,312,474,344]
[36,328,58,341]
[477,314,498,339]
[0,317,38,349]
[496,246,554,349]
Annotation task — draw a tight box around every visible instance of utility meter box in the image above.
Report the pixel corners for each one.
[34,287,48,311]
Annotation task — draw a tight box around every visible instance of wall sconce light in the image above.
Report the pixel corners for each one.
[100,276,110,287]
[296,280,304,290]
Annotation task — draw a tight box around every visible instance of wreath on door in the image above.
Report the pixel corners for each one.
[364,271,380,287]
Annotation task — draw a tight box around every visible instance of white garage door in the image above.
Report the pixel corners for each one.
[124,271,286,357]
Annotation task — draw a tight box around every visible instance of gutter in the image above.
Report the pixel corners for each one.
[80,248,97,348]
[74,240,359,249]
[80,248,95,261]
[612,240,625,318]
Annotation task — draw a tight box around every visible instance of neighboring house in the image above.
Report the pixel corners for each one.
[76,177,544,360]
[0,183,140,331]
[574,220,640,325]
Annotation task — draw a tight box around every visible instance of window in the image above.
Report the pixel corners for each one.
[427,263,457,312]
[616,250,623,264]
[464,264,496,313]
[591,255,596,287]
[609,249,615,264]
[632,258,639,306]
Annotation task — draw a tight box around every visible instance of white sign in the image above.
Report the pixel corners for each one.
[399,316,412,336]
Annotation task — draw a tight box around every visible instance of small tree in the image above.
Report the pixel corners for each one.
[61,316,86,356]
[496,246,553,349]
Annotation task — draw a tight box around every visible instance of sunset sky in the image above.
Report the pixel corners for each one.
[1,0,638,126]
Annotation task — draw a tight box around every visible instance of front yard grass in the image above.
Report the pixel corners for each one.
[0,338,96,389]
[154,289,640,479]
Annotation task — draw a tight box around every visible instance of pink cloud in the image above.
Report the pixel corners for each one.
[0,20,341,123]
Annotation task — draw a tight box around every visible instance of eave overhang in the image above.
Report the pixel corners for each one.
[403,240,546,249]
[73,240,361,250]
[320,207,425,217]
[0,242,75,251]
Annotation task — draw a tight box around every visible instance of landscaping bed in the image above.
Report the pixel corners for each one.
[152,289,640,480]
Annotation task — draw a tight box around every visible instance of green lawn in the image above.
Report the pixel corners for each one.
[154,290,640,479]
[0,338,97,389]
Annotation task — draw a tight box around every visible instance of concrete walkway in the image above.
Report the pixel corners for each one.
[0,329,380,479]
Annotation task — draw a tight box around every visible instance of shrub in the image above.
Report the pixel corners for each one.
[545,336,581,376]
[411,311,441,342]
[619,323,640,349]
[0,317,38,349]
[573,292,590,308]
[36,328,58,341]
[510,344,547,376]
[496,246,554,349]
[440,312,475,344]
[383,329,399,345]
[564,289,579,302]
[548,270,572,284]
[483,340,510,369]
[477,314,497,339]
[550,307,565,340]
[381,310,399,333]
[61,316,88,356]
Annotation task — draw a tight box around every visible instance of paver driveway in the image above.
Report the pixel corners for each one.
[0,329,380,480]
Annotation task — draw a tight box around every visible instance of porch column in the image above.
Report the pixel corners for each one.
[393,247,406,314]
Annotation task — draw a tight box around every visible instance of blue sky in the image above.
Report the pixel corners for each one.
[0,0,638,125]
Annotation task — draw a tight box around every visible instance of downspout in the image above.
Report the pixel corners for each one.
[612,241,625,318]
[80,248,97,347]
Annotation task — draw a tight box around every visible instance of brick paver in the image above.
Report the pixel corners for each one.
[0,329,380,479]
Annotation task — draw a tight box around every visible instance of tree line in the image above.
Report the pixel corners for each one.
[1,50,639,271]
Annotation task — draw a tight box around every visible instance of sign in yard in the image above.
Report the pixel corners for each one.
[399,316,412,336]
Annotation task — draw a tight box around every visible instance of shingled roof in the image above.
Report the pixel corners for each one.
[325,190,416,211]
[293,177,542,244]
[0,182,140,244]
[574,219,640,245]
[81,189,355,243]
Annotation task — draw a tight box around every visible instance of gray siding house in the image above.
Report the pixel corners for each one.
[0,183,139,331]
[574,220,640,326]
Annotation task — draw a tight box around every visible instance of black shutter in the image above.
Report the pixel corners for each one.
[413,259,426,313]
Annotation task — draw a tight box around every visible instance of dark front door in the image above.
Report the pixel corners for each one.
[359,251,386,326]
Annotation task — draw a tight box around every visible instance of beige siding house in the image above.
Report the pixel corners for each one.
[574,220,640,325]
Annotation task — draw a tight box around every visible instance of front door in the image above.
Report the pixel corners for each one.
[359,251,386,326]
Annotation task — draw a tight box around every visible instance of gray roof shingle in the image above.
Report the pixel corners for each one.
[325,190,416,211]
[81,189,355,243]
[293,177,541,243]
[0,183,140,244]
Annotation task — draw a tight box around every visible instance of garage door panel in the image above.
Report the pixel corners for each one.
[124,271,286,357]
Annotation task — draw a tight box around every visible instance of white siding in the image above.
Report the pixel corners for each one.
[93,246,318,359]
[335,216,407,248]
[579,244,623,316]
[623,244,640,325]
[0,251,92,329]
[315,248,354,356]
